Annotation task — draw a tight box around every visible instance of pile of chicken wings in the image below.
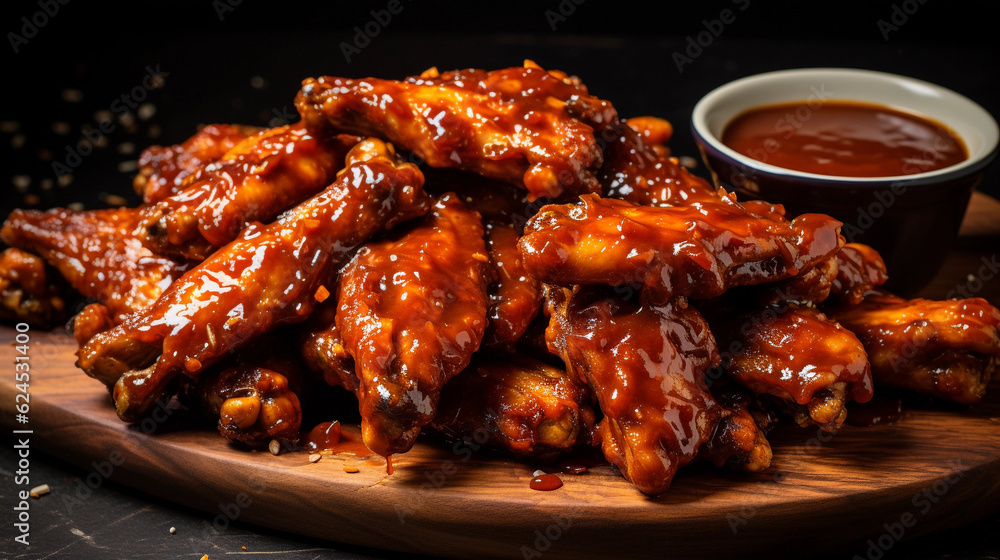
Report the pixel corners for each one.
[3,62,999,495]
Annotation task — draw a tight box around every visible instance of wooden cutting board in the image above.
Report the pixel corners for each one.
[2,192,1000,560]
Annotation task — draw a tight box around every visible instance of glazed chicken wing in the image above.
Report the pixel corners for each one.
[76,139,430,422]
[828,243,889,305]
[519,194,843,305]
[431,354,596,462]
[0,247,70,328]
[828,291,1000,405]
[1,207,190,322]
[700,379,774,473]
[331,193,490,457]
[134,123,262,204]
[482,221,543,352]
[138,125,356,260]
[295,63,614,200]
[546,285,723,495]
[709,303,874,432]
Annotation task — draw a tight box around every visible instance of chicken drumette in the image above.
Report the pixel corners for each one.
[431,354,596,462]
[709,303,874,432]
[828,291,1000,405]
[546,285,723,495]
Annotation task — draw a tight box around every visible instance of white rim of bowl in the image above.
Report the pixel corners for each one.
[691,67,1000,183]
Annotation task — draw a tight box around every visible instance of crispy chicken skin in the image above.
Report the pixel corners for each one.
[0,247,70,328]
[196,365,303,446]
[828,243,889,305]
[72,302,116,346]
[295,62,613,201]
[138,125,356,261]
[519,194,844,305]
[332,193,490,457]
[709,303,873,432]
[76,139,431,422]
[431,354,596,462]
[546,286,722,495]
[1,207,190,322]
[828,291,1000,405]
[134,124,262,204]
[701,380,774,473]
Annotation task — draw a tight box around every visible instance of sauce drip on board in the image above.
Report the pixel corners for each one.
[303,421,343,451]
[721,100,967,177]
[530,473,563,491]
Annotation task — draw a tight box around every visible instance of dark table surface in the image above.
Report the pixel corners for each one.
[2,1,999,558]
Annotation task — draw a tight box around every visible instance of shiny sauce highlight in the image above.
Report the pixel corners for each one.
[721,100,967,177]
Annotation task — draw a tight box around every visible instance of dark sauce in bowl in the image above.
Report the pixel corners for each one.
[721,100,967,177]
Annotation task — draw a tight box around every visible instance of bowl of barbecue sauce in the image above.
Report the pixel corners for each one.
[691,68,999,294]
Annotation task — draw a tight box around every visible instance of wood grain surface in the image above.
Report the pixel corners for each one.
[2,192,1000,560]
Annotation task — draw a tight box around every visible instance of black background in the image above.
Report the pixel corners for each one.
[2,1,999,559]
[2,0,999,220]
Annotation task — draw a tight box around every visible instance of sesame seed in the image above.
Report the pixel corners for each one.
[105,194,128,207]
[137,103,156,121]
[308,453,322,463]
[29,484,50,498]
[268,439,281,455]
[62,88,84,103]
[117,160,139,173]
[169,527,176,534]
[533,469,546,477]
[67,202,85,211]
[12,175,30,190]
